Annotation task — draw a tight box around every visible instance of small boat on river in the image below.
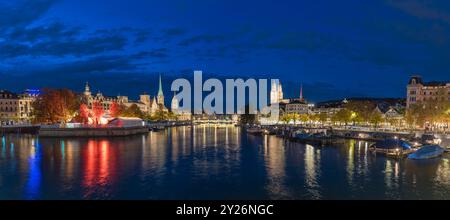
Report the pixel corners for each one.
[421,133,442,145]
[407,145,445,160]
[369,139,415,158]
[246,127,266,135]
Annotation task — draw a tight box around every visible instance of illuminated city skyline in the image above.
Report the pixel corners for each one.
[1,0,450,102]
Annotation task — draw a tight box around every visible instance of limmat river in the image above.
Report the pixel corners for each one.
[1,125,449,200]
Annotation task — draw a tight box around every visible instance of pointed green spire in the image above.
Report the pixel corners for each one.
[158,73,164,96]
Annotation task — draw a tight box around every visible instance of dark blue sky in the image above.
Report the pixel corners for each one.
[1,0,450,102]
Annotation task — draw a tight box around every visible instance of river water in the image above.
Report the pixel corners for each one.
[1,125,449,199]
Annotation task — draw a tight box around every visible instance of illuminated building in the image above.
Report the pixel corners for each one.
[0,89,38,125]
[270,80,283,104]
[157,74,165,106]
[82,75,167,116]
[285,84,310,115]
[171,91,179,112]
[407,75,450,108]
[171,91,191,121]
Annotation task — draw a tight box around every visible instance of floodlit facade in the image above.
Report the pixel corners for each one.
[407,75,450,108]
[0,89,37,125]
[83,75,167,116]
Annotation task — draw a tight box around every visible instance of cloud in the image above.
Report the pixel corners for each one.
[0,22,158,59]
[162,27,186,36]
[0,48,170,80]
[0,0,58,30]
[0,33,127,58]
[94,27,151,44]
[132,48,169,59]
[134,29,151,44]
[387,0,450,24]
[0,2,156,59]
[178,34,228,46]
[6,22,81,42]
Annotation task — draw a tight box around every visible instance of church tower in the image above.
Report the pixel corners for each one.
[299,84,304,101]
[157,74,164,106]
[84,82,91,97]
[151,96,158,114]
[270,80,278,104]
[270,80,283,104]
[278,82,283,101]
[171,91,179,113]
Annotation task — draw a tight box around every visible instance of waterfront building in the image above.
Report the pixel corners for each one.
[314,98,347,115]
[285,84,311,115]
[0,89,37,125]
[285,100,309,114]
[407,75,450,108]
[171,91,191,121]
[192,114,235,124]
[83,75,167,116]
[373,103,405,126]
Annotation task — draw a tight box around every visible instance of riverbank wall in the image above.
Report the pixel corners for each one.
[0,125,40,134]
[39,126,149,137]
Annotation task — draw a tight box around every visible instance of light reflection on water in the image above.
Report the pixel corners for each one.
[1,126,450,200]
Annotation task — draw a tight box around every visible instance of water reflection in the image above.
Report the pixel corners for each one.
[1,127,450,199]
[262,135,287,199]
[304,144,321,199]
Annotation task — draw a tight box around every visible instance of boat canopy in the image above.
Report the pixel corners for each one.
[414,145,443,154]
[373,139,412,150]
[408,145,445,160]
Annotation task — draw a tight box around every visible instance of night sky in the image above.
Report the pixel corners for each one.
[1,0,450,102]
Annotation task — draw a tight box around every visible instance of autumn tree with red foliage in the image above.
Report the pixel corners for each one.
[78,103,90,124]
[109,101,124,118]
[32,88,80,124]
[92,101,105,125]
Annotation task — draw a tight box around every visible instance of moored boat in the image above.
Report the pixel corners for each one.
[151,125,165,131]
[246,127,264,134]
[421,133,442,145]
[292,130,312,139]
[369,139,415,158]
[407,145,445,160]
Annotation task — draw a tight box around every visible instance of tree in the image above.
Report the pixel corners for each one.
[79,103,90,124]
[32,88,80,124]
[369,111,383,128]
[298,114,309,124]
[110,101,124,118]
[280,114,292,124]
[121,104,144,118]
[309,114,319,123]
[289,113,298,124]
[405,97,449,130]
[151,108,171,121]
[92,101,104,125]
[334,108,352,125]
[405,104,423,129]
[318,112,328,125]
[345,100,376,123]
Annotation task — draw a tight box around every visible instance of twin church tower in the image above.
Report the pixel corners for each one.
[270,80,284,104]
